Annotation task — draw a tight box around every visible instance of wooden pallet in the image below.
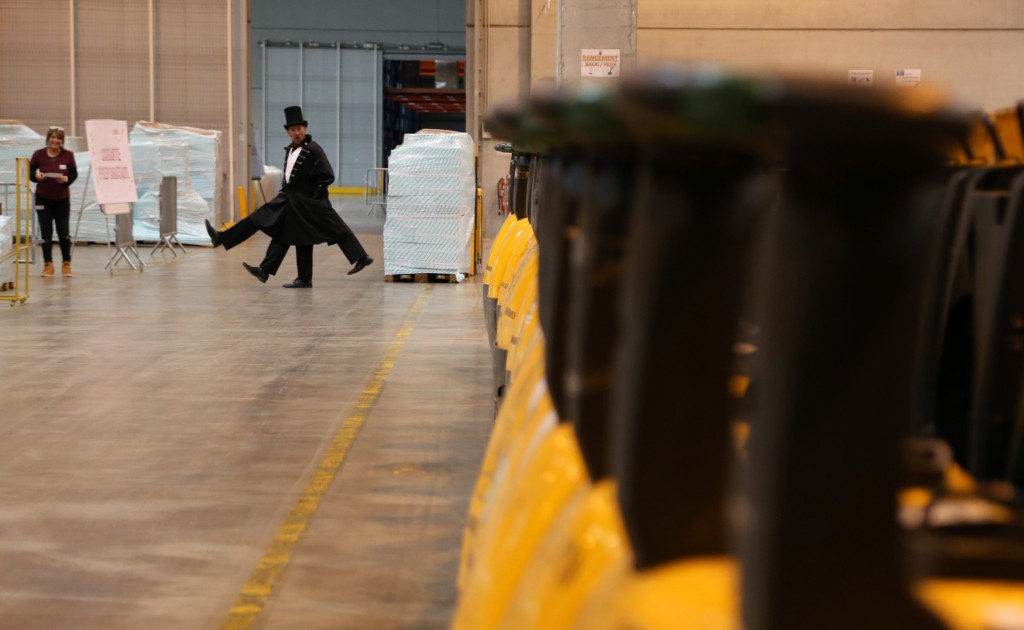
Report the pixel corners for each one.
[384,273,460,284]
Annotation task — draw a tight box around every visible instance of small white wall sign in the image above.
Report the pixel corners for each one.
[848,69,874,86]
[581,49,621,77]
[895,69,922,87]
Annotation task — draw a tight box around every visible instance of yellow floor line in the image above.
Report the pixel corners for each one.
[220,285,433,630]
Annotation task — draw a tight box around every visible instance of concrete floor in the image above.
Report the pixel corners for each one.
[0,198,493,629]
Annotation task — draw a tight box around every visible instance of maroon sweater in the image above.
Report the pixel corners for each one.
[29,148,78,201]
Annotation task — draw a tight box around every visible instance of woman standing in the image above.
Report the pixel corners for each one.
[29,127,78,277]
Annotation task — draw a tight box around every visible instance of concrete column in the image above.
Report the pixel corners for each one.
[558,0,636,88]
[531,0,558,88]
[226,0,251,224]
[471,0,638,235]
[471,0,532,236]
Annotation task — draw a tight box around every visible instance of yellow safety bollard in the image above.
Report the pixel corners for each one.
[473,187,483,276]
[237,185,248,219]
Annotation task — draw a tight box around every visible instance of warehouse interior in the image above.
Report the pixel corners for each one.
[1,1,1024,628]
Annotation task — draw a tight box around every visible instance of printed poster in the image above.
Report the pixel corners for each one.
[85,119,137,213]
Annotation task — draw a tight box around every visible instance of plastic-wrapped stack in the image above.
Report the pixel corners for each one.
[0,122,44,213]
[384,131,476,277]
[0,123,35,288]
[125,122,222,245]
[0,215,12,287]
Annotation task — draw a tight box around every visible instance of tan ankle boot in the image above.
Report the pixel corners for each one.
[62,261,72,277]
[41,262,54,277]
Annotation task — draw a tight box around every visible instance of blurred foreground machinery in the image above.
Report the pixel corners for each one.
[463,67,1024,630]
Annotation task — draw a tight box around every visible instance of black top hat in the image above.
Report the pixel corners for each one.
[283,106,307,129]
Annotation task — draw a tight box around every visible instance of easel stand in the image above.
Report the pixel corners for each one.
[71,162,111,249]
[104,204,146,273]
[151,176,186,257]
[70,161,145,272]
[152,233,186,257]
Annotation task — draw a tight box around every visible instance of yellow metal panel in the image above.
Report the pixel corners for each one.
[453,423,589,629]
[458,341,548,590]
[499,480,632,630]
[572,557,740,630]
[506,298,540,380]
[916,579,1024,629]
[496,242,538,351]
[993,107,1024,162]
[484,213,518,287]
[495,230,536,308]
[488,219,532,300]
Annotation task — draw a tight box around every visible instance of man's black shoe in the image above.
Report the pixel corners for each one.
[242,262,268,283]
[205,219,222,247]
[347,255,374,276]
[283,278,313,288]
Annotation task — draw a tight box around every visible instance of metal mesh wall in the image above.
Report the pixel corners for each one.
[154,0,230,131]
[77,0,150,127]
[0,0,74,132]
[338,49,381,187]
[304,47,341,175]
[258,45,381,188]
[0,0,229,132]
[0,0,233,215]
[262,47,302,170]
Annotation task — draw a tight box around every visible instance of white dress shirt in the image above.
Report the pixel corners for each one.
[285,146,301,183]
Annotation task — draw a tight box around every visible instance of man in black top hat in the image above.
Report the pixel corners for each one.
[205,105,374,287]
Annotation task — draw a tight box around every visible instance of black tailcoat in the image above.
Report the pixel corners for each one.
[247,135,356,246]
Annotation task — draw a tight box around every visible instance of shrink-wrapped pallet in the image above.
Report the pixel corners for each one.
[0,122,44,213]
[383,131,476,277]
[0,215,12,287]
[124,122,221,245]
